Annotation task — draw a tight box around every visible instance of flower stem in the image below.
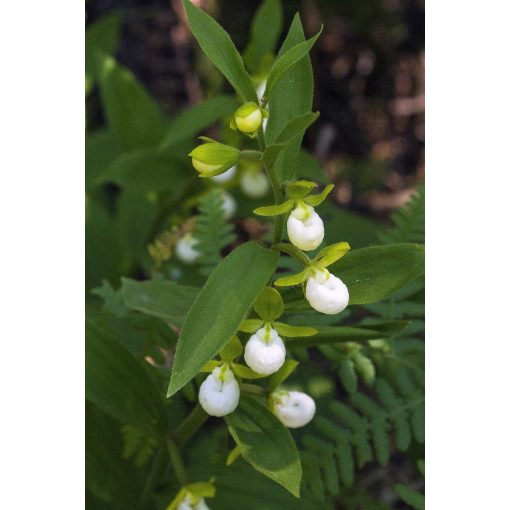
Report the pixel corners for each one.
[172,403,209,447]
[273,242,311,266]
[166,438,188,485]
[240,149,263,160]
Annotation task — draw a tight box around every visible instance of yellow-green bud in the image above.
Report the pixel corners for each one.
[189,142,240,178]
[233,102,267,134]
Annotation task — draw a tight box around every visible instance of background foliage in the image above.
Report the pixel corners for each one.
[86,1,424,508]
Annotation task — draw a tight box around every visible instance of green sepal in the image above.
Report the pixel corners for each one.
[198,136,219,143]
[231,363,268,379]
[226,445,242,466]
[313,241,351,268]
[220,336,243,361]
[268,360,299,392]
[274,267,310,287]
[238,319,264,333]
[200,360,222,373]
[184,481,216,498]
[272,322,317,338]
[285,179,318,199]
[303,183,334,206]
[253,200,294,217]
[253,287,284,321]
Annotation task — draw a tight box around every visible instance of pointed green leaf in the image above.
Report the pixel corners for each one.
[394,484,425,510]
[159,95,239,150]
[303,183,334,207]
[272,322,317,338]
[226,397,302,497]
[275,112,319,145]
[328,244,425,305]
[268,360,299,392]
[183,0,257,103]
[226,445,242,466]
[262,27,322,103]
[254,287,284,321]
[185,481,216,498]
[253,201,294,217]
[262,143,285,169]
[167,241,278,396]
[284,179,318,199]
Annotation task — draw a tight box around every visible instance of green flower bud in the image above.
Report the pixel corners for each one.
[233,102,268,135]
[189,142,240,178]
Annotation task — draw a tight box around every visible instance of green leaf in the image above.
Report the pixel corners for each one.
[238,319,264,333]
[274,112,320,146]
[232,364,267,380]
[86,129,121,191]
[285,180,318,198]
[338,358,358,394]
[266,15,314,183]
[243,0,283,74]
[272,323,317,338]
[167,241,279,396]
[185,481,216,498]
[303,184,334,207]
[262,143,286,170]
[268,360,299,392]
[394,484,425,510]
[254,287,284,321]
[254,201,294,217]
[95,52,168,150]
[85,320,167,437]
[183,0,257,103]
[85,12,121,87]
[121,278,199,327]
[220,336,244,361]
[226,445,243,466]
[226,397,302,497]
[286,326,387,348]
[351,351,375,386]
[328,244,425,305]
[263,27,322,103]
[159,95,238,150]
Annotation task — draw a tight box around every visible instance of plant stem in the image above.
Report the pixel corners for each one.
[240,149,263,160]
[273,242,311,266]
[139,446,165,509]
[173,403,209,447]
[166,438,188,485]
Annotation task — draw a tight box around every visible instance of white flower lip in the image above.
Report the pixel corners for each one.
[287,205,324,251]
[198,365,240,417]
[221,191,236,219]
[175,234,201,264]
[244,326,286,375]
[272,390,316,428]
[305,270,349,314]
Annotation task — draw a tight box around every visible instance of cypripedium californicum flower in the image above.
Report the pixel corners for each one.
[232,102,268,135]
[198,364,240,417]
[240,167,269,198]
[287,202,324,251]
[189,140,240,178]
[305,268,349,315]
[220,191,236,219]
[270,389,316,428]
[175,233,201,264]
[244,324,286,375]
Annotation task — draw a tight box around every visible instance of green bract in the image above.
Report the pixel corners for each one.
[189,141,240,177]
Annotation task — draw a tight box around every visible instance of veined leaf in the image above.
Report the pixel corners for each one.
[183,0,257,103]
[272,323,317,338]
[226,397,302,497]
[167,241,279,396]
[254,287,284,321]
[329,244,425,305]
[159,95,239,150]
[85,320,168,437]
[243,0,283,74]
[263,27,322,103]
[265,15,314,183]
[121,278,199,327]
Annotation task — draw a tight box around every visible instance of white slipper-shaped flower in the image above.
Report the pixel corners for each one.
[175,233,201,264]
[305,269,349,314]
[198,365,240,417]
[221,191,237,220]
[271,390,316,428]
[287,203,324,251]
[240,169,269,198]
[244,325,286,375]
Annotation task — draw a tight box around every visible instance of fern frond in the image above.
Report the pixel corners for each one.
[194,190,236,276]
[379,185,425,244]
[300,373,424,501]
[121,425,158,467]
